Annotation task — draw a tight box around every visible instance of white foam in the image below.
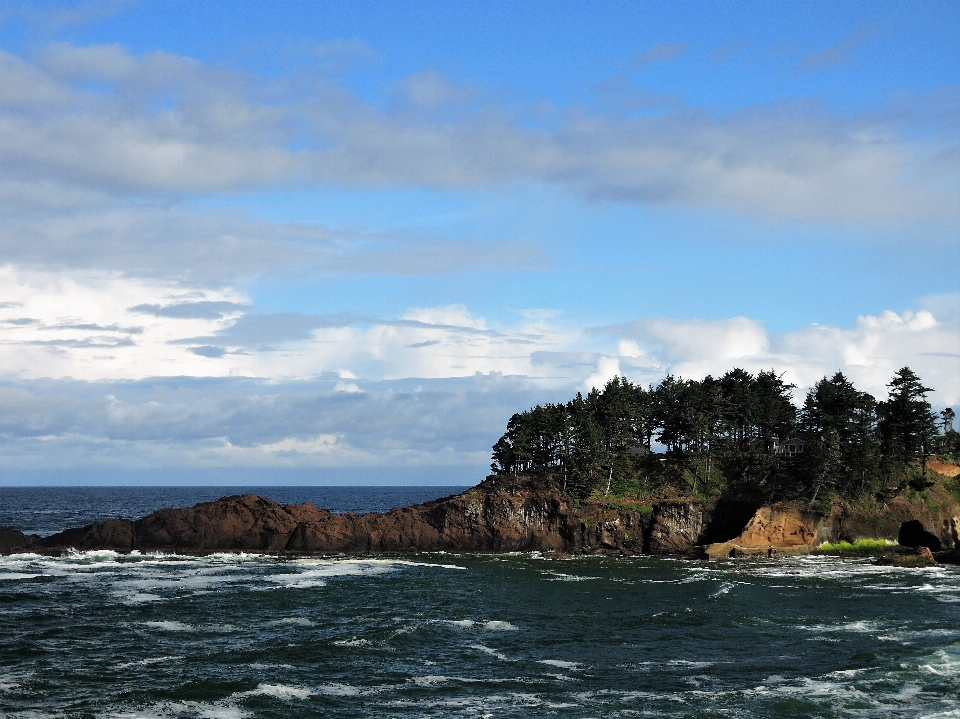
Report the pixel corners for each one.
[709,582,734,597]
[316,682,362,696]
[116,655,183,670]
[411,675,451,686]
[469,643,513,661]
[542,572,596,582]
[105,700,251,719]
[236,683,312,701]
[267,617,314,627]
[0,572,41,580]
[143,621,193,632]
[446,619,475,628]
[919,645,960,677]
[333,637,371,646]
[482,620,519,631]
[445,619,518,631]
[666,659,714,669]
[538,659,582,670]
[122,593,164,604]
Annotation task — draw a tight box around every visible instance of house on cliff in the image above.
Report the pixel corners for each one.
[772,437,805,456]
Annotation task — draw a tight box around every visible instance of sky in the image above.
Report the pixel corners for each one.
[0,0,958,485]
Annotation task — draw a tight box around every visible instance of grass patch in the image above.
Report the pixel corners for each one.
[814,538,896,556]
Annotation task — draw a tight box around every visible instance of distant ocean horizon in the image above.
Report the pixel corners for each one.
[0,485,471,537]
[0,465,486,488]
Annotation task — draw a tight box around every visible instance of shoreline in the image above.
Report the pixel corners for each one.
[3,477,959,564]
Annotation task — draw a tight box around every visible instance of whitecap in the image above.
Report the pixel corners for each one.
[469,643,513,661]
[116,655,184,670]
[316,682,362,696]
[666,659,714,669]
[542,572,596,582]
[236,683,312,701]
[538,659,582,670]
[105,700,251,719]
[122,593,164,604]
[482,620,519,631]
[446,619,475,628]
[143,621,193,632]
[267,617,314,627]
[411,675,451,686]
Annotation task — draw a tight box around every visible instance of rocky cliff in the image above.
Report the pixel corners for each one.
[1,487,758,557]
[3,462,958,559]
[703,462,960,559]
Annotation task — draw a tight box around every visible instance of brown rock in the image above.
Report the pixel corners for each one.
[704,506,821,560]
[0,528,37,553]
[875,546,938,568]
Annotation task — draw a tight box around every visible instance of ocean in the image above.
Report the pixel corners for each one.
[1,487,959,718]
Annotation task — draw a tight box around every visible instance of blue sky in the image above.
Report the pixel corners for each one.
[0,0,957,484]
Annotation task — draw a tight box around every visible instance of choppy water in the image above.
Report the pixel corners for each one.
[1,489,959,718]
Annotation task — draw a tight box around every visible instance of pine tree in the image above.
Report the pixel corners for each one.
[878,367,939,488]
[800,372,879,503]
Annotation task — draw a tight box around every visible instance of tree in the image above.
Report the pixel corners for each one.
[800,372,879,503]
[878,367,939,487]
[595,377,638,494]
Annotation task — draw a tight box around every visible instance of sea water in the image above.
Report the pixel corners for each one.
[1,488,959,718]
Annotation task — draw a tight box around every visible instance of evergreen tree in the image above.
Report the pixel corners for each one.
[800,372,879,503]
[878,367,939,487]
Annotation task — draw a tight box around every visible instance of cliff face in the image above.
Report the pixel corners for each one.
[3,463,958,558]
[703,466,960,559]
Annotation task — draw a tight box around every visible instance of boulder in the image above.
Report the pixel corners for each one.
[0,528,37,553]
[876,546,938,568]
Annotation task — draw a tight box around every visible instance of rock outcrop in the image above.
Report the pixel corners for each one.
[3,462,959,559]
[1,489,757,557]
[0,528,37,554]
[703,506,823,559]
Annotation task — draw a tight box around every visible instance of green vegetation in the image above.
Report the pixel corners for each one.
[490,366,953,508]
[814,539,896,556]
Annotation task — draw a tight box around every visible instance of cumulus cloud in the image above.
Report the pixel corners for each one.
[1,264,957,470]
[3,265,956,404]
[602,304,960,405]
[0,267,577,382]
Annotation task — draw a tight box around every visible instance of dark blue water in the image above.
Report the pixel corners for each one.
[1,488,959,718]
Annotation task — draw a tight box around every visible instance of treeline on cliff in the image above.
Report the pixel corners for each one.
[490,367,959,507]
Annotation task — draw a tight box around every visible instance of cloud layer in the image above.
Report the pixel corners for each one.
[2,263,956,470]
[0,42,955,231]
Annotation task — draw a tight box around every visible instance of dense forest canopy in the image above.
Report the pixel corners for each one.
[490,367,959,508]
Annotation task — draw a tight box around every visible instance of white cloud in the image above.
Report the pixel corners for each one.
[0,43,953,227]
[585,356,622,391]
[1,283,957,470]
[0,265,249,380]
[3,265,956,406]
[607,307,960,405]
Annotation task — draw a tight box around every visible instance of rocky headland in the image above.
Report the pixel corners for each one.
[3,461,960,562]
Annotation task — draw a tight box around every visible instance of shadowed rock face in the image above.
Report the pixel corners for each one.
[898,520,943,551]
[0,489,759,557]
